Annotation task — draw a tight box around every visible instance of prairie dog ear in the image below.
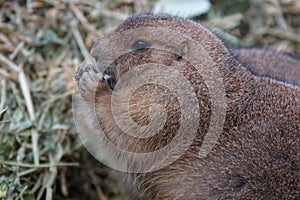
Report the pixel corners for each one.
[176,42,189,60]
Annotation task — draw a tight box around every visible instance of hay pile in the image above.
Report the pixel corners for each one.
[0,0,299,199]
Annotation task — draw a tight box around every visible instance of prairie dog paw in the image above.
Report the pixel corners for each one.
[75,64,98,84]
[76,65,102,100]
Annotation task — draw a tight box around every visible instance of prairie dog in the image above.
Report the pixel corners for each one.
[74,13,300,199]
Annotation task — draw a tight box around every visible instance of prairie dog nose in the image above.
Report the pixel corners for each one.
[102,70,117,90]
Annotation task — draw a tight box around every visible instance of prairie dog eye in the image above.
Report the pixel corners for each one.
[131,40,151,52]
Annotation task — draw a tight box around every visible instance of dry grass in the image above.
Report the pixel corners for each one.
[0,0,299,199]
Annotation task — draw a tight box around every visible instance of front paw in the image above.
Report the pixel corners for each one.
[75,64,92,84]
[75,65,102,100]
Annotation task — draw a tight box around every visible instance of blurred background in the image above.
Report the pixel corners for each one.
[0,0,299,199]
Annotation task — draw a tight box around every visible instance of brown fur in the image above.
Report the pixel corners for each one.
[75,14,300,199]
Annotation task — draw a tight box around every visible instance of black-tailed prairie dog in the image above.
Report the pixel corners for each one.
[74,14,300,199]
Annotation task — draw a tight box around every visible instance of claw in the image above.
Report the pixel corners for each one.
[75,64,103,100]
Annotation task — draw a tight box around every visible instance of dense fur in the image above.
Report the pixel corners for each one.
[75,14,300,199]
[233,48,300,86]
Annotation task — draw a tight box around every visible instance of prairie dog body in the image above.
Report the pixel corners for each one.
[74,14,300,199]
